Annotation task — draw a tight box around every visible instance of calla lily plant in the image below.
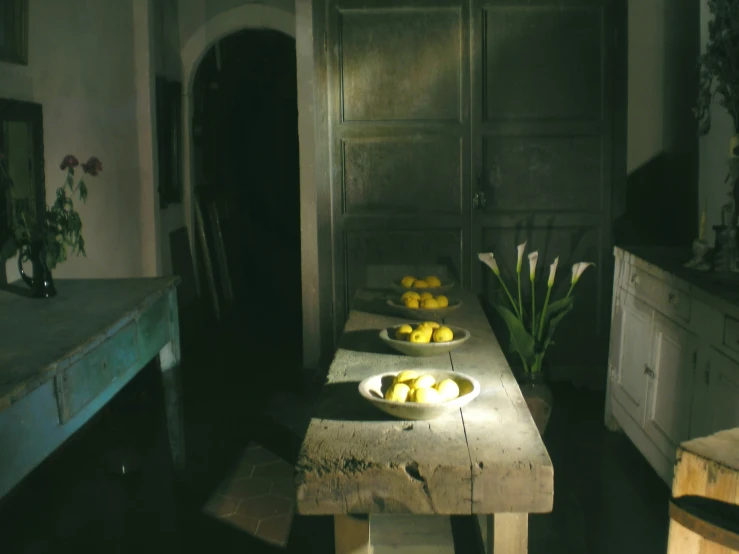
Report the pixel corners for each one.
[478,243,594,374]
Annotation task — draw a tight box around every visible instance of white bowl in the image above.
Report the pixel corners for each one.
[379,325,471,357]
[358,370,481,420]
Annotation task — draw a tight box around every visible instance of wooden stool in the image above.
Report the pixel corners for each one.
[667,428,739,553]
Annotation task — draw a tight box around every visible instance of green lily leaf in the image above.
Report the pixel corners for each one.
[494,303,536,366]
[536,296,574,338]
[540,298,574,343]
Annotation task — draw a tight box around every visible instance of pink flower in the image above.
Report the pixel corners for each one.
[81,156,102,176]
[60,155,79,170]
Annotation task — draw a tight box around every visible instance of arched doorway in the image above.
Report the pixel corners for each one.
[191,29,303,368]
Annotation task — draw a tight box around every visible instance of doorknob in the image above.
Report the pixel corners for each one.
[474,175,488,210]
[644,364,655,378]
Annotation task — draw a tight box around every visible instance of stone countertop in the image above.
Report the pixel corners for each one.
[616,244,739,316]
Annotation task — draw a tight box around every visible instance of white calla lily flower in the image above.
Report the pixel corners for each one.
[571,262,595,285]
[548,257,559,288]
[528,251,538,281]
[478,252,500,276]
[516,242,527,273]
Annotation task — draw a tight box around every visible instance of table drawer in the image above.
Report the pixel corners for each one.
[630,266,690,323]
[55,322,139,423]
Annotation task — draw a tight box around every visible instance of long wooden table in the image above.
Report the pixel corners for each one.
[0,278,184,500]
[295,289,553,553]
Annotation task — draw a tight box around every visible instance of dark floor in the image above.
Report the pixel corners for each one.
[0,307,670,554]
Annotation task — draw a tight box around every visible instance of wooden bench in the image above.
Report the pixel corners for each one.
[295,288,553,553]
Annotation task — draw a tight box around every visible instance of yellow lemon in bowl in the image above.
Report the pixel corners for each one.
[421,297,440,309]
[401,276,416,288]
[411,374,436,390]
[435,295,449,308]
[403,297,420,309]
[395,370,420,384]
[425,276,442,288]
[409,330,431,343]
[435,379,460,401]
[432,326,454,343]
[415,324,434,338]
[395,324,413,340]
[419,292,433,301]
[401,291,421,302]
[385,382,411,402]
[422,321,440,329]
[414,387,442,404]
[413,279,429,288]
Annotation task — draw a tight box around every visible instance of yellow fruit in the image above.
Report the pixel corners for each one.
[435,379,460,401]
[413,279,429,288]
[409,330,431,343]
[395,324,413,340]
[414,387,442,404]
[432,326,454,343]
[415,325,434,339]
[419,292,433,301]
[425,276,442,288]
[458,380,474,397]
[385,382,411,402]
[403,297,419,309]
[422,321,440,329]
[412,374,436,389]
[408,388,417,402]
[421,297,440,309]
[435,295,449,308]
[401,276,416,288]
[395,370,420,384]
[401,291,421,302]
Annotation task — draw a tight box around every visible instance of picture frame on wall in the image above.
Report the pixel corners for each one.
[0,0,29,65]
[156,77,183,209]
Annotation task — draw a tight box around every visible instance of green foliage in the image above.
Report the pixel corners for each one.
[695,0,739,135]
[0,155,100,271]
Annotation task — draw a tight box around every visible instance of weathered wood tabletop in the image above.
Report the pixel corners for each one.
[295,288,553,553]
[0,278,184,499]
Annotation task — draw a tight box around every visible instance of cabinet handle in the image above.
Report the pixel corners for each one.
[644,364,655,378]
[631,273,640,285]
[668,292,679,305]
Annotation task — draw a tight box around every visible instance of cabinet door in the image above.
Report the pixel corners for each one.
[643,314,696,463]
[611,291,653,426]
[703,348,739,435]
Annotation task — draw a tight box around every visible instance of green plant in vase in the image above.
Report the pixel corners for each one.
[0,154,102,297]
[478,242,594,377]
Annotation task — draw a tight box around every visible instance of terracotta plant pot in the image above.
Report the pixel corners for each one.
[518,371,553,435]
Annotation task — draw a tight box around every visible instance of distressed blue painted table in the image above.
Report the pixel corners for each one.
[0,278,184,499]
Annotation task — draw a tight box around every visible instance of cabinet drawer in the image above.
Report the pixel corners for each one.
[723,316,739,354]
[630,267,691,323]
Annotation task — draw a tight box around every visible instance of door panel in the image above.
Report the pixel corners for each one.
[644,315,695,464]
[471,0,614,374]
[328,0,471,334]
[705,348,739,435]
[482,134,603,212]
[612,291,652,426]
[482,6,603,121]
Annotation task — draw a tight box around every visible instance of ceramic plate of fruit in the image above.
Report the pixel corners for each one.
[358,369,480,420]
[391,275,455,293]
[379,322,470,357]
[387,291,461,320]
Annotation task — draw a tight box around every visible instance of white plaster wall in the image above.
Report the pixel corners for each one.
[699,0,735,236]
[0,0,149,280]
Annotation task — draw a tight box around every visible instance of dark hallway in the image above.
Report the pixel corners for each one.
[192,29,303,361]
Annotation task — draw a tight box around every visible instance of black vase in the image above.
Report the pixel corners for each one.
[18,241,57,298]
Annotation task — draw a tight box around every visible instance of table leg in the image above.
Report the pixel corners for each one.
[159,338,185,472]
[335,514,372,554]
[477,513,528,554]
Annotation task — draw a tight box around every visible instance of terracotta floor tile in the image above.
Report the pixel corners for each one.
[223,477,272,500]
[256,513,293,546]
[270,478,296,500]
[240,444,281,466]
[221,512,260,534]
[238,494,293,520]
[203,494,240,517]
[252,459,294,481]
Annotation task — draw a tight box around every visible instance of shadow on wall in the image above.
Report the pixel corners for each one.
[614,152,696,247]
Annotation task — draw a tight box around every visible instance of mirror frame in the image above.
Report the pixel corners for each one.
[0,99,46,250]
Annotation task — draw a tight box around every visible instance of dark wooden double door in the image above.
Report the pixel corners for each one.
[325,0,619,373]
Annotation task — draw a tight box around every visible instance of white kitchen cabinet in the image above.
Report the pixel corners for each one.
[606,247,739,486]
